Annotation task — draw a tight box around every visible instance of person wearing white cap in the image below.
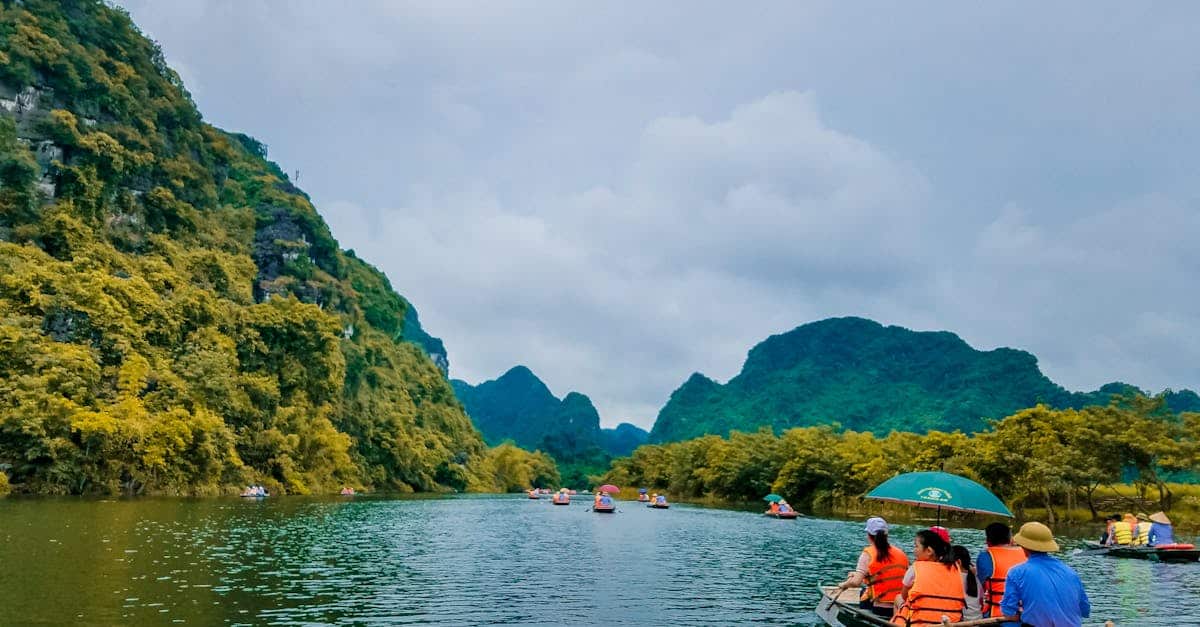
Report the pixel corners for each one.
[834,517,909,618]
[999,522,1090,626]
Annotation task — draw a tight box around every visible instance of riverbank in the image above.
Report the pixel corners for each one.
[622,482,1200,536]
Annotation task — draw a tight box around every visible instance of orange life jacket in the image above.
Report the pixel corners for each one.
[861,545,909,605]
[893,561,964,626]
[980,545,1026,617]
[770,502,780,513]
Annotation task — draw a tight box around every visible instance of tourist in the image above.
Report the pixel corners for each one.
[999,522,1090,627]
[1109,513,1134,545]
[1099,515,1117,545]
[952,545,982,620]
[1148,512,1175,546]
[834,517,909,618]
[977,522,1026,625]
[778,501,792,513]
[1134,513,1151,545]
[768,501,780,514]
[655,494,667,505]
[929,525,951,544]
[893,529,964,625]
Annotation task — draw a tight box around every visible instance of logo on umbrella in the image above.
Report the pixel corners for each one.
[918,487,952,503]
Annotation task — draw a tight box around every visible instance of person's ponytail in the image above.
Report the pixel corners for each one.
[872,531,892,563]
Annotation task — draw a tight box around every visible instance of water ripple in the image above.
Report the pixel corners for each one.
[0,496,1187,625]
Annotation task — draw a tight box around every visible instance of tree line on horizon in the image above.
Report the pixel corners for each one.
[603,396,1200,523]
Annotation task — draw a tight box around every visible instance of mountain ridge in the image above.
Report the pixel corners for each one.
[650,316,1200,442]
[452,366,648,483]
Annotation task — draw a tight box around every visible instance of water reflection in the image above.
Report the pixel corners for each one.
[0,496,1191,625]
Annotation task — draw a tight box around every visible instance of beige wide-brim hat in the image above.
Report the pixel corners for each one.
[1150,511,1172,525]
[1013,522,1059,552]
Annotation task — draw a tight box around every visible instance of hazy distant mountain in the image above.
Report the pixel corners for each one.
[452,367,648,482]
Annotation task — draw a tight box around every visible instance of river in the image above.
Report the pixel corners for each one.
[0,495,1193,625]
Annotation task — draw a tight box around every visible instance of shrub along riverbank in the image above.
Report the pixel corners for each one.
[602,397,1200,526]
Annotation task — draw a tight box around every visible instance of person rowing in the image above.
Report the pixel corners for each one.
[834,517,909,619]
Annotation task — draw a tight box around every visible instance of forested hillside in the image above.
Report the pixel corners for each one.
[651,317,1200,442]
[0,0,532,495]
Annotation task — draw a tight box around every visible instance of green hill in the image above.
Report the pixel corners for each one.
[0,0,492,494]
[650,317,1199,442]
[452,366,648,485]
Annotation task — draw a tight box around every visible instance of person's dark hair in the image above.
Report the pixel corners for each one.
[985,522,1012,546]
[871,530,892,563]
[915,529,956,566]
[952,545,977,597]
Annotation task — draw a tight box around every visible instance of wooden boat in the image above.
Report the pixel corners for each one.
[593,505,616,513]
[763,511,800,519]
[552,496,570,505]
[637,494,650,502]
[527,492,540,499]
[815,585,1010,627]
[648,503,670,509]
[1084,541,1199,563]
[240,493,268,498]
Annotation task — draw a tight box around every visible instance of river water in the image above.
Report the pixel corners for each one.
[0,495,1194,625]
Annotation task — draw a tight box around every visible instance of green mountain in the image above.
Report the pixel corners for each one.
[600,422,651,457]
[650,317,1200,442]
[0,0,491,494]
[452,366,648,484]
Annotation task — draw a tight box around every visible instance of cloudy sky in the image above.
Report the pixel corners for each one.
[118,2,1200,429]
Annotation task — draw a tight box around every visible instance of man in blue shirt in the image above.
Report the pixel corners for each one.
[1000,522,1090,627]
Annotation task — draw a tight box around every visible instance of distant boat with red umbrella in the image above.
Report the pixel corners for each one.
[593,484,619,513]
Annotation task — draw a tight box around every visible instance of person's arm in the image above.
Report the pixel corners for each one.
[998,566,1021,620]
[837,552,871,590]
[897,565,915,602]
[975,551,992,587]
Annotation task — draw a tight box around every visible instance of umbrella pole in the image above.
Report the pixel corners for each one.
[937,505,941,526]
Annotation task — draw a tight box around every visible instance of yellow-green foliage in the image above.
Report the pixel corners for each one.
[0,1,536,495]
[606,401,1200,523]
[468,444,561,493]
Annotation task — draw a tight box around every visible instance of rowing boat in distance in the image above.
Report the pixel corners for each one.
[1082,542,1199,563]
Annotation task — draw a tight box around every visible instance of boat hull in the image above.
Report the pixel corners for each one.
[648,504,670,509]
[552,500,570,506]
[764,512,799,519]
[593,506,616,513]
[1103,546,1199,563]
[815,586,1007,627]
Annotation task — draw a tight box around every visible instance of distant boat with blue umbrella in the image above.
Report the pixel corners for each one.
[864,471,1012,524]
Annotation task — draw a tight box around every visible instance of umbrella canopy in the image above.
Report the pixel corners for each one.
[763,494,784,503]
[598,484,620,494]
[638,488,648,494]
[865,471,1012,518]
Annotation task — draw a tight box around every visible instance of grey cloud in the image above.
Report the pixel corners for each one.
[117,1,1200,428]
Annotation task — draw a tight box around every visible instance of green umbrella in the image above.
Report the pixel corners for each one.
[763,493,784,502]
[864,471,1012,523]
